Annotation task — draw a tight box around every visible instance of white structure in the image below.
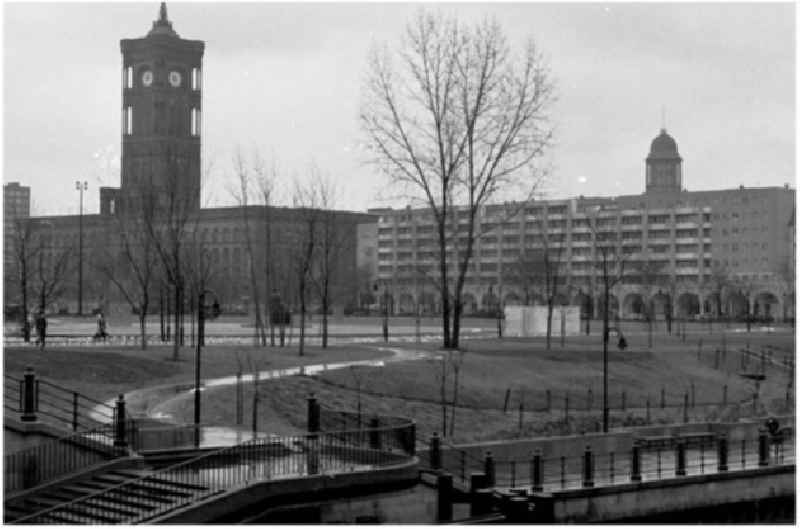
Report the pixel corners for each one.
[504,305,581,338]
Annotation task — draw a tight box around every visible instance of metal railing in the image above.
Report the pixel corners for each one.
[11,419,417,524]
[437,433,794,493]
[4,372,115,431]
[4,422,131,494]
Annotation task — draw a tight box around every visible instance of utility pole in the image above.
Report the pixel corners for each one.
[75,180,87,315]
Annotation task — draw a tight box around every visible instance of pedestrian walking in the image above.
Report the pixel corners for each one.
[35,311,47,350]
[95,311,108,341]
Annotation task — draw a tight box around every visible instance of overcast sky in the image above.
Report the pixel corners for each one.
[3,2,795,215]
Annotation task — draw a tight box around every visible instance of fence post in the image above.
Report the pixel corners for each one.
[676,440,686,476]
[484,451,495,488]
[532,449,543,493]
[717,434,728,472]
[114,394,127,448]
[660,387,665,409]
[430,432,441,469]
[72,392,79,431]
[582,445,594,488]
[564,393,569,423]
[436,473,453,522]
[722,384,728,406]
[646,398,651,424]
[621,391,626,412]
[21,366,37,422]
[587,388,592,411]
[631,441,642,482]
[307,394,320,433]
[691,382,695,409]
[752,391,758,415]
[369,417,380,450]
[758,429,769,466]
[518,400,524,433]
[683,392,689,423]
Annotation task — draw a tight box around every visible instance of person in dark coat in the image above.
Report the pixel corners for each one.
[35,311,47,350]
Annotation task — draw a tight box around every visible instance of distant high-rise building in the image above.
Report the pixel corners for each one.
[3,182,31,310]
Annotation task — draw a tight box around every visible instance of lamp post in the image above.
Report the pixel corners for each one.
[194,287,215,447]
[382,283,390,342]
[75,181,87,315]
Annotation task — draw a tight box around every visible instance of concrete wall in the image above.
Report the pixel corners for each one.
[153,458,419,523]
[542,465,795,523]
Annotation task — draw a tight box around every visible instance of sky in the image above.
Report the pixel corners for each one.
[3,2,796,216]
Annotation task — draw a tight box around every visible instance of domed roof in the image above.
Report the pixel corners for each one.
[647,128,681,160]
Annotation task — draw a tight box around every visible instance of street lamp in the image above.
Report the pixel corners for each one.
[194,287,215,447]
[382,283,390,342]
[75,180,88,315]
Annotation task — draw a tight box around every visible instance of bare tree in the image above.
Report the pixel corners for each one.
[290,172,322,356]
[310,173,350,348]
[31,225,74,314]
[588,210,626,433]
[631,256,668,348]
[96,199,160,349]
[361,11,555,349]
[141,147,196,361]
[707,263,731,320]
[230,149,267,345]
[8,218,38,340]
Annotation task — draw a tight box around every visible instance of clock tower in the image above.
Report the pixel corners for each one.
[120,2,204,213]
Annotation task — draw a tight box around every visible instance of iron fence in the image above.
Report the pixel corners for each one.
[4,422,130,494]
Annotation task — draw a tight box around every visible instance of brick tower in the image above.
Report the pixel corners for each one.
[119,2,204,214]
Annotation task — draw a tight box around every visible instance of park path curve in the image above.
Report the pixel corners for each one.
[92,346,434,447]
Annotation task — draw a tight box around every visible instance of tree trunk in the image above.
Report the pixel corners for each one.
[322,295,329,349]
[546,299,553,350]
[451,298,462,350]
[173,283,181,361]
[299,287,306,356]
[139,309,148,350]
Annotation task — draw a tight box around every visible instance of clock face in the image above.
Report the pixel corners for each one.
[169,71,182,87]
[141,70,153,87]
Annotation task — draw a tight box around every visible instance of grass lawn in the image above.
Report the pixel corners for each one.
[3,344,384,403]
[155,331,795,443]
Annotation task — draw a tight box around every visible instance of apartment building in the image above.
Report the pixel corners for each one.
[374,129,794,321]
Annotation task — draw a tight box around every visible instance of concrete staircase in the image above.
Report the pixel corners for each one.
[5,466,211,524]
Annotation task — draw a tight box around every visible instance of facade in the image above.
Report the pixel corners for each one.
[2,5,374,317]
[374,129,795,321]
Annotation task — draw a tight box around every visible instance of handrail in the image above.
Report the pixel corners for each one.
[4,372,116,432]
[11,419,417,524]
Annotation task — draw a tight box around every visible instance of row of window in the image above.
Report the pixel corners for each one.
[122,106,201,137]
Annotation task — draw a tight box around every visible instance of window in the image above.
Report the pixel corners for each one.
[648,214,670,224]
[109,199,115,215]
[125,66,133,89]
[191,108,201,136]
[123,106,133,135]
[192,67,201,91]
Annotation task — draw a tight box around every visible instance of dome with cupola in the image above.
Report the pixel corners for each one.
[647,128,681,161]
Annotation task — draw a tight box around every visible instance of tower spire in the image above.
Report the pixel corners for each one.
[148,1,178,37]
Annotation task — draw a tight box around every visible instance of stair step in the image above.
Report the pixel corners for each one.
[58,503,123,524]
[80,498,139,518]
[108,469,209,491]
[85,480,178,504]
